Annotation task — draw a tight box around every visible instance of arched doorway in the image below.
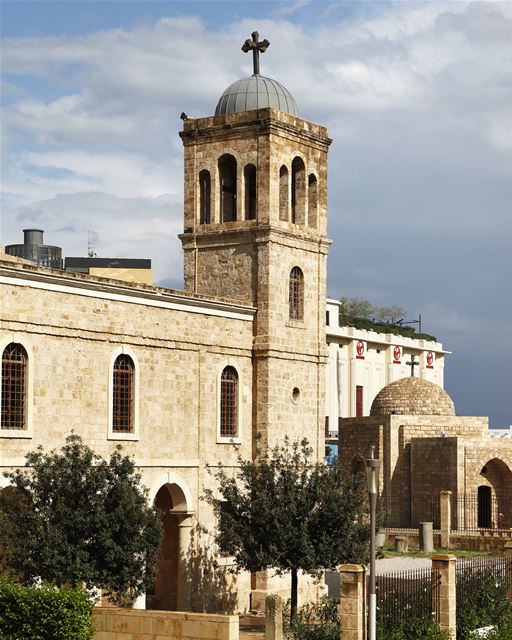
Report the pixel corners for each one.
[477,485,491,528]
[146,482,193,611]
[478,458,512,529]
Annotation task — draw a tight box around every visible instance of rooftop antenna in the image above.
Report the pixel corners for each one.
[87,230,98,258]
[396,313,422,333]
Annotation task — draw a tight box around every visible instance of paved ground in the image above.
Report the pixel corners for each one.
[376,555,432,574]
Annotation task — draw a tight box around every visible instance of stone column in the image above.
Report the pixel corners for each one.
[265,594,283,640]
[177,515,194,611]
[432,554,456,638]
[504,541,512,558]
[339,564,366,640]
[440,491,452,549]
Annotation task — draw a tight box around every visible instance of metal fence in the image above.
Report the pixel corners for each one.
[453,493,512,534]
[376,566,441,634]
[456,555,512,635]
[379,494,440,530]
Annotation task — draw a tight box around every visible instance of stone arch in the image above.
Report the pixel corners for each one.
[244,163,257,220]
[307,173,318,229]
[478,458,512,529]
[279,165,289,221]
[146,476,194,611]
[198,169,211,224]
[218,153,237,222]
[291,156,306,224]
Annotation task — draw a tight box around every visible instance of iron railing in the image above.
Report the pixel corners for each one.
[376,566,441,634]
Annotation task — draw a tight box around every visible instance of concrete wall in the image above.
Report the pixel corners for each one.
[325,298,447,424]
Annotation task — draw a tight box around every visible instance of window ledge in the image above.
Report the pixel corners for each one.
[286,319,306,329]
[216,437,241,445]
[108,432,139,441]
[0,429,33,439]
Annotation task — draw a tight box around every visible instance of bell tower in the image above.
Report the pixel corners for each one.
[179,32,331,456]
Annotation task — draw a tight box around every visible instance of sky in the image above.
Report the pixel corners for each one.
[1,0,511,427]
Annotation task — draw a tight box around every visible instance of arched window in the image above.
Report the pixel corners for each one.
[199,170,211,224]
[289,267,304,321]
[220,366,238,438]
[279,165,289,221]
[1,343,27,430]
[244,164,257,220]
[112,354,135,433]
[219,154,237,222]
[291,156,306,224]
[308,173,318,228]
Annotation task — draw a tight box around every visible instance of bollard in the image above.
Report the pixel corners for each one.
[395,536,407,553]
[420,522,434,552]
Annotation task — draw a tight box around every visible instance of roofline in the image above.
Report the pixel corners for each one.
[0,261,256,322]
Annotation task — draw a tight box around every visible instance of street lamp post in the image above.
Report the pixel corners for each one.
[366,445,381,640]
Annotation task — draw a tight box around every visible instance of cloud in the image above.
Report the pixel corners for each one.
[1,2,511,424]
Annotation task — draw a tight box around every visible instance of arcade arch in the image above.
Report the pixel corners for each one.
[146,478,194,611]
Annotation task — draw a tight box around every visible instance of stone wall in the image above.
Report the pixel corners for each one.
[92,608,239,640]
[0,260,255,612]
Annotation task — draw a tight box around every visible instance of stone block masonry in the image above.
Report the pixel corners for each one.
[92,608,239,640]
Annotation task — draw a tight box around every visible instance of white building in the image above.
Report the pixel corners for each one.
[325,298,449,436]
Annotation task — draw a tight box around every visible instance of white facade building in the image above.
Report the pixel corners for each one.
[325,298,449,436]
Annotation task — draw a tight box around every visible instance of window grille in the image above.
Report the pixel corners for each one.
[220,366,238,437]
[1,343,27,429]
[289,266,304,320]
[113,354,134,433]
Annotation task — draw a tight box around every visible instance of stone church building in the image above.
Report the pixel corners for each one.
[0,33,331,612]
[339,377,512,535]
[2,31,504,613]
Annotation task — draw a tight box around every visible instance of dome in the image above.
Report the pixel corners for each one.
[370,377,456,417]
[215,75,299,117]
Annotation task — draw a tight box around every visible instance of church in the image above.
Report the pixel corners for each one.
[0,32,330,613]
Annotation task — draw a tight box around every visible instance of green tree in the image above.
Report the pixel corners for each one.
[339,296,375,324]
[0,434,162,605]
[205,439,369,622]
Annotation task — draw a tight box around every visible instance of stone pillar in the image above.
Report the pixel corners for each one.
[440,491,452,549]
[420,522,434,552]
[177,515,194,611]
[265,594,283,640]
[432,554,456,638]
[339,564,366,640]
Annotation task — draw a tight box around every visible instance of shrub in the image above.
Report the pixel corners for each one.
[0,581,93,640]
[456,564,512,638]
[285,596,340,640]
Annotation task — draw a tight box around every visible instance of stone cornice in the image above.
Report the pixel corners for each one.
[0,261,256,321]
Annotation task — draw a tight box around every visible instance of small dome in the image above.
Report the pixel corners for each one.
[370,377,456,417]
[215,75,299,116]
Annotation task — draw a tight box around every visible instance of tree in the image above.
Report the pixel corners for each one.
[374,305,406,324]
[339,296,375,325]
[205,439,369,622]
[0,434,162,604]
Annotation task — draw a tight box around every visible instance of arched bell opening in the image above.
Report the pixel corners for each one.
[219,154,237,222]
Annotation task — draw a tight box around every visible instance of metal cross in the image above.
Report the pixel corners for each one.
[241,31,270,76]
[406,354,420,377]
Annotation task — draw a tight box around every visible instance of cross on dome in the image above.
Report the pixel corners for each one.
[241,31,270,76]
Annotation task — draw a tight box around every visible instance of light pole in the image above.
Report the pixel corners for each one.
[366,445,381,640]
